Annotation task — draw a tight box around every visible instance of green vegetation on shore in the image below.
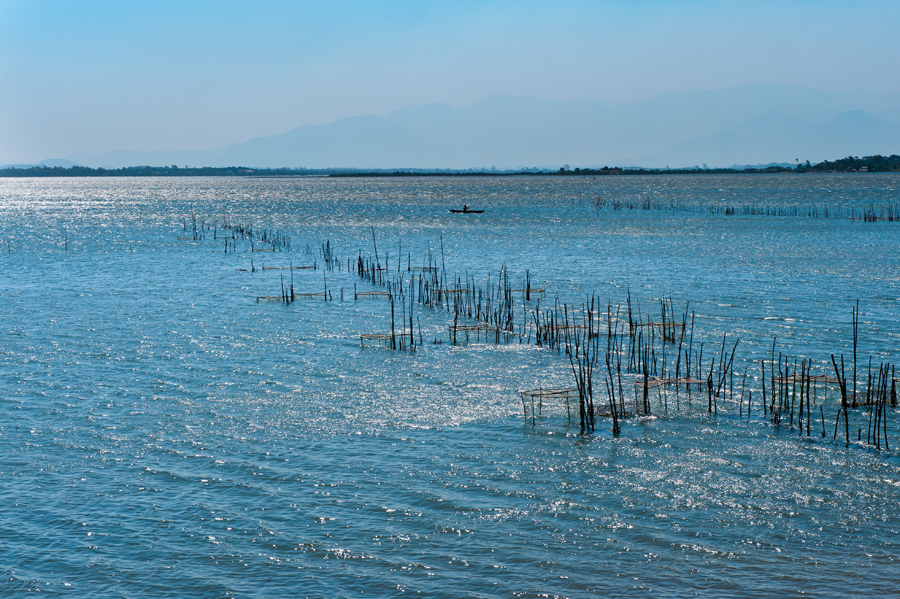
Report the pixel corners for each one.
[1,155,898,178]
[794,154,900,173]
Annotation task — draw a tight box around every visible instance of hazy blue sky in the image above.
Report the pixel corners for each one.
[1,0,898,163]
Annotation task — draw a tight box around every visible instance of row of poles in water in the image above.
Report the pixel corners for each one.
[351,233,898,448]
[593,196,900,221]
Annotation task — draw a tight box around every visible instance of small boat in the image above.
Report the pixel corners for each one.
[449,205,484,214]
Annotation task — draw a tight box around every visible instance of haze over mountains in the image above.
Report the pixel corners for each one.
[62,84,900,170]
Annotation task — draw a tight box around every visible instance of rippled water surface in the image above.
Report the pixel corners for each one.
[2,175,900,597]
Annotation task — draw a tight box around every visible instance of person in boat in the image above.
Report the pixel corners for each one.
[463,204,469,212]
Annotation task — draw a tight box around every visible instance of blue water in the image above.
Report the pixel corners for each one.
[2,174,900,597]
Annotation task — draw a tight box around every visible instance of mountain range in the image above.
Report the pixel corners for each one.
[57,84,900,169]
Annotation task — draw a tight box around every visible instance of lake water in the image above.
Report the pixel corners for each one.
[2,174,900,597]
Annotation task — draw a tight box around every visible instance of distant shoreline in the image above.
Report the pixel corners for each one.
[1,154,897,177]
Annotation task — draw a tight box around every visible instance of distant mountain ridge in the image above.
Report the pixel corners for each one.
[1,158,84,169]
[61,84,900,169]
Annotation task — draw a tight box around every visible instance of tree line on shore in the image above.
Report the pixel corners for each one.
[1,155,898,178]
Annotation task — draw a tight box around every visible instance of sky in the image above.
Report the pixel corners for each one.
[1,0,899,164]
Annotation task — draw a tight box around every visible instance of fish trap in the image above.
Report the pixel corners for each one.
[292,291,327,300]
[449,324,514,344]
[355,291,392,300]
[519,388,581,422]
[360,332,415,350]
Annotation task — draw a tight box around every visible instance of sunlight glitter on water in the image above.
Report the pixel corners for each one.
[2,175,900,596]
